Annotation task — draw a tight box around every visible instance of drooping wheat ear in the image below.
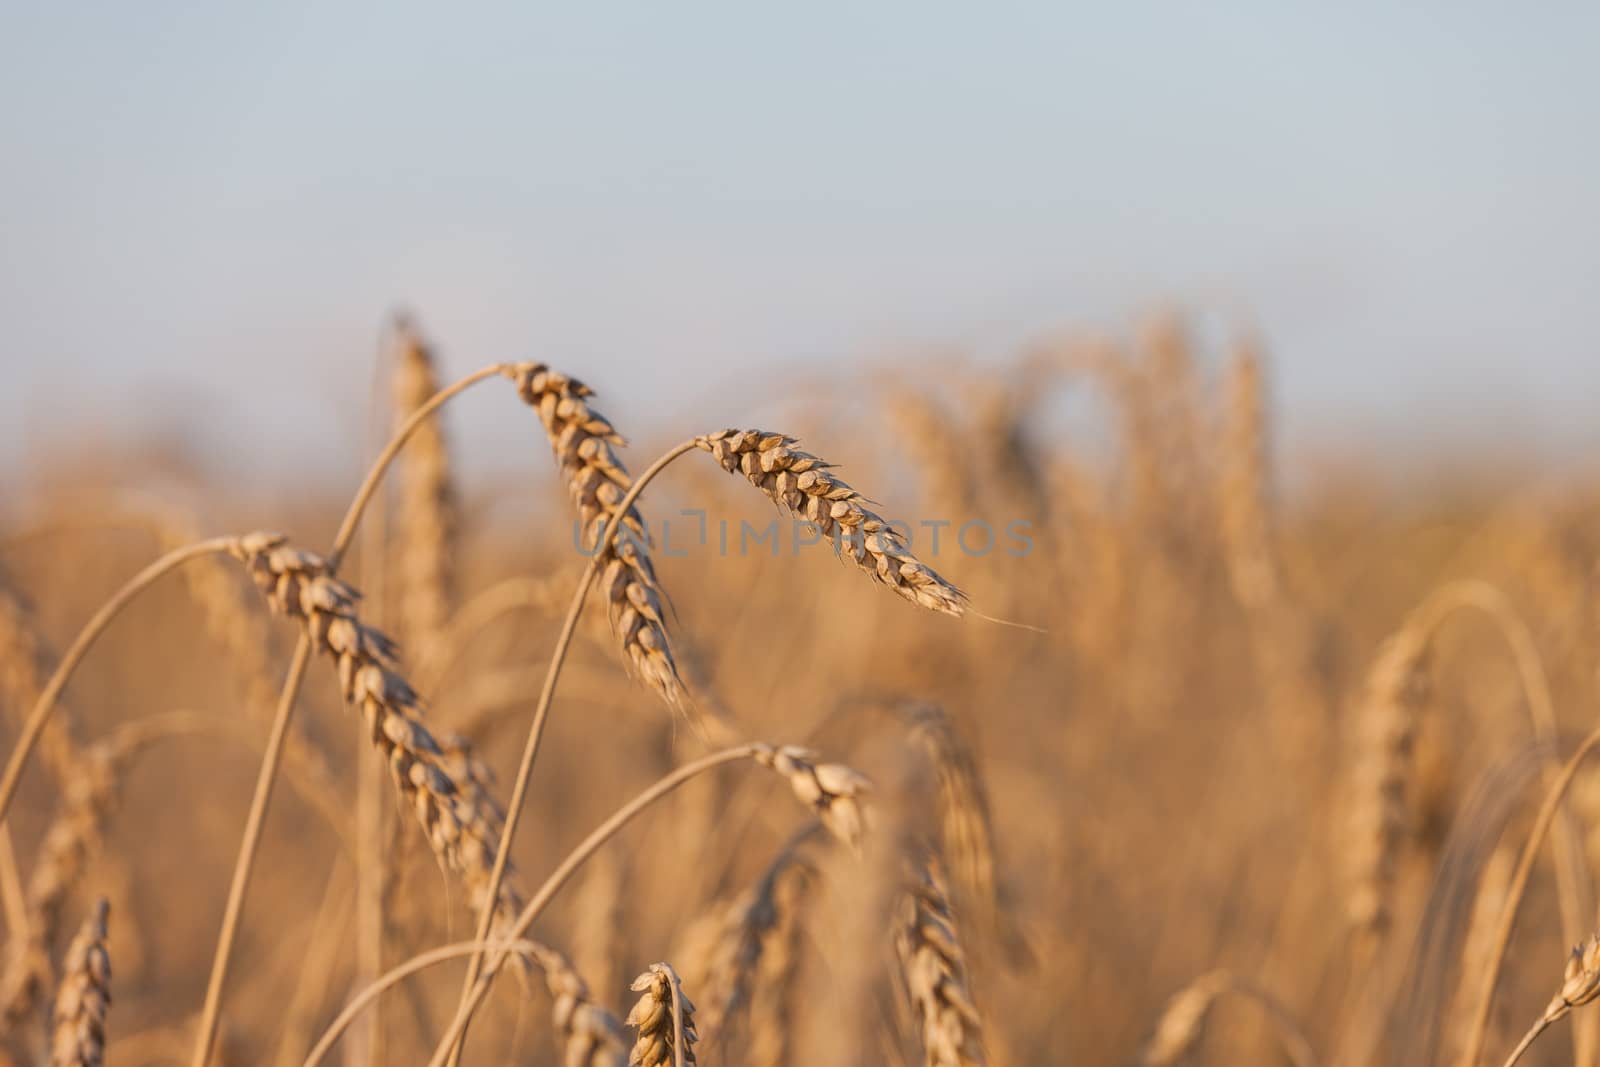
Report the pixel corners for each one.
[1502,933,1600,1067]
[695,430,968,616]
[1345,622,1433,940]
[902,704,1001,935]
[691,824,823,1043]
[504,362,688,712]
[894,854,986,1067]
[49,899,110,1067]
[391,322,458,661]
[1218,336,1282,614]
[1141,970,1318,1067]
[225,532,521,937]
[0,744,119,1026]
[627,963,698,1067]
[752,744,871,850]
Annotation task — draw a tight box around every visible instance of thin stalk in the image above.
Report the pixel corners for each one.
[668,965,689,1067]
[1460,725,1600,1067]
[1501,1016,1552,1067]
[443,437,701,1063]
[302,938,543,1067]
[427,745,759,1067]
[188,364,507,1067]
[0,537,237,825]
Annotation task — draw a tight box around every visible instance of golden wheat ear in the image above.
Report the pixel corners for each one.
[49,899,111,1067]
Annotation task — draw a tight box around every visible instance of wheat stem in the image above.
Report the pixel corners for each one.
[188,364,508,1067]
[1460,725,1600,1067]
[444,437,701,1063]
[428,744,761,1067]
[299,938,543,1067]
[0,537,237,826]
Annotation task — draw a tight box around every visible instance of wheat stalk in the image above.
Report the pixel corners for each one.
[627,963,697,1067]
[695,430,967,616]
[48,900,109,1067]
[230,531,633,1066]
[1502,933,1600,1067]
[428,742,873,1066]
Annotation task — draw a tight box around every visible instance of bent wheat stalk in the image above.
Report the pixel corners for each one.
[1461,725,1600,1067]
[189,363,508,1067]
[428,742,869,1067]
[1502,933,1600,1067]
[0,537,238,826]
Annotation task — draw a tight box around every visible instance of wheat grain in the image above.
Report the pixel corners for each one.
[626,963,697,1067]
[695,430,967,616]
[48,900,109,1067]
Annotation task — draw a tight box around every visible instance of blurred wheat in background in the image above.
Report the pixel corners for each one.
[4,310,1600,1067]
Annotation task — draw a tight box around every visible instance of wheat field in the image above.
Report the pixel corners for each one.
[2,314,1598,1067]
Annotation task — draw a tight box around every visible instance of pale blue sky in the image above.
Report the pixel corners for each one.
[2,2,1597,486]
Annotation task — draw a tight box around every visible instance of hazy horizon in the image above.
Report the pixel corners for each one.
[3,2,1598,492]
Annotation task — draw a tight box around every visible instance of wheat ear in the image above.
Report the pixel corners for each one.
[1502,933,1600,1067]
[507,362,687,710]
[695,430,967,616]
[391,321,459,661]
[48,900,109,1067]
[627,963,698,1067]
[895,854,986,1067]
